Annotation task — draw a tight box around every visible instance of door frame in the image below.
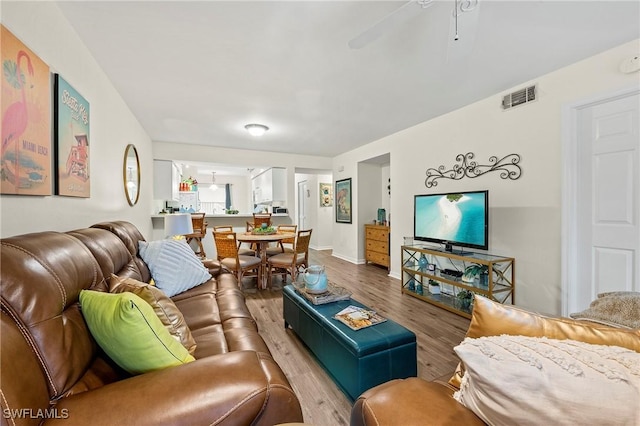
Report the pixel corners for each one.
[561,85,639,316]
[297,180,308,230]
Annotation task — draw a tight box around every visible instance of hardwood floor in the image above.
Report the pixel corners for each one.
[243,249,470,426]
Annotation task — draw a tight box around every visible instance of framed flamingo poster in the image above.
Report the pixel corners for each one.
[1,25,52,195]
[54,74,90,197]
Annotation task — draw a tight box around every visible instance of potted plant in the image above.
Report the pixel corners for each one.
[462,263,489,287]
[456,289,474,310]
[428,279,440,295]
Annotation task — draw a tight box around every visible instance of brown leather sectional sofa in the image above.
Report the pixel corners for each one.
[1,221,303,426]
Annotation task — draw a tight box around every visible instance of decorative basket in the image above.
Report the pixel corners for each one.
[251,229,277,235]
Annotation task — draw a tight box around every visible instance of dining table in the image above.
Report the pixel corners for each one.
[237,231,297,289]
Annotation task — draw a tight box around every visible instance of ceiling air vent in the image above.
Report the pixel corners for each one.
[502,85,537,110]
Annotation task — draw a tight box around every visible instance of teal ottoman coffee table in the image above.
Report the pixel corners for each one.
[282,284,417,401]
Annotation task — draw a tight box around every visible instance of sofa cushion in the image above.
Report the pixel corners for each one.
[0,231,103,398]
[109,274,197,356]
[91,221,152,282]
[68,228,137,283]
[467,295,640,351]
[79,290,195,374]
[453,335,640,426]
[138,239,211,297]
[570,291,640,329]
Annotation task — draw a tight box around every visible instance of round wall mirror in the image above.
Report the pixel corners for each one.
[123,144,140,206]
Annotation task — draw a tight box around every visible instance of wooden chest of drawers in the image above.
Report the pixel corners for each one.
[365,224,390,270]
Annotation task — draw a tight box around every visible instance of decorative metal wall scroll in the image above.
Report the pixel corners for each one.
[424,152,521,188]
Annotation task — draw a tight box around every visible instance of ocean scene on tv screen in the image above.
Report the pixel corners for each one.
[415,192,486,246]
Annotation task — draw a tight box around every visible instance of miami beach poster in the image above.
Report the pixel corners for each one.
[55,74,90,197]
[1,25,52,195]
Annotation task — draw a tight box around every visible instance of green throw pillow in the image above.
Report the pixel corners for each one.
[79,290,195,374]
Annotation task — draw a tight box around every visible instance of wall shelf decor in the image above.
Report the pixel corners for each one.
[424,152,521,188]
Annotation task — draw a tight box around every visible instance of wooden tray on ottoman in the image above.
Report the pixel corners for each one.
[292,281,352,305]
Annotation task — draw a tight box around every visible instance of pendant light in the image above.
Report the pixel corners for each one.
[209,172,218,190]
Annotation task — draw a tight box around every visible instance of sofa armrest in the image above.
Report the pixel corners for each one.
[49,352,302,426]
[201,258,221,276]
[351,378,484,426]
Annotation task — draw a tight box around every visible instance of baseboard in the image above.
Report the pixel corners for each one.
[331,252,360,265]
[310,244,333,251]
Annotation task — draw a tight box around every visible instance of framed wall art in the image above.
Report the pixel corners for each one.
[335,178,352,223]
[54,74,90,197]
[1,25,52,195]
[319,182,332,207]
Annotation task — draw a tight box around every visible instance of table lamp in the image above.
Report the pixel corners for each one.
[164,213,193,239]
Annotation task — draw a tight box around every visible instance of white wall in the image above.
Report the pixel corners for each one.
[332,39,640,315]
[315,173,334,250]
[381,165,390,221]
[0,2,154,239]
[358,163,383,262]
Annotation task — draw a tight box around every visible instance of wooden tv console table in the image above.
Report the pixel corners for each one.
[401,245,515,319]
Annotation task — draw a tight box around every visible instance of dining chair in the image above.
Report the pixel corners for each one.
[243,221,257,251]
[185,213,207,258]
[267,229,312,287]
[213,225,256,256]
[252,213,272,229]
[266,224,298,257]
[213,231,261,288]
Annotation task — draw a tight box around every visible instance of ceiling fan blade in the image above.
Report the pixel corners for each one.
[348,0,435,49]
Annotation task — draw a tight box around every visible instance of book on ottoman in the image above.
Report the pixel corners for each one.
[334,305,387,330]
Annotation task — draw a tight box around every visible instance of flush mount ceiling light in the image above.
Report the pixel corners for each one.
[244,123,269,137]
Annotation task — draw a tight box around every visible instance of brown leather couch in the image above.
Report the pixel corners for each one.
[1,221,303,426]
[351,295,640,426]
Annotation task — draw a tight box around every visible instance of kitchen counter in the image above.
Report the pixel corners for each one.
[151,213,290,219]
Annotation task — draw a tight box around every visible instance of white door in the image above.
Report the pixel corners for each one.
[569,92,639,313]
[298,180,308,230]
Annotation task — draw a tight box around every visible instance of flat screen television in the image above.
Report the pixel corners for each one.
[413,190,488,253]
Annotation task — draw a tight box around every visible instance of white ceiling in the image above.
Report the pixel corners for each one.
[56,1,640,158]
